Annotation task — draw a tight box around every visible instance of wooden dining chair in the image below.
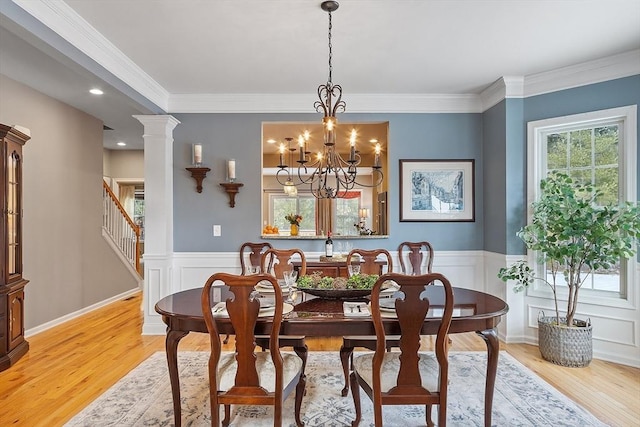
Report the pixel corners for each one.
[350,272,454,427]
[240,242,273,275]
[339,248,396,396]
[398,241,452,350]
[258,248,308,374]
[398,241,434,275]
[201,272,306,427]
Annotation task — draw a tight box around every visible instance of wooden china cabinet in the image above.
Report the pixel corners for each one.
[0,124,30,371]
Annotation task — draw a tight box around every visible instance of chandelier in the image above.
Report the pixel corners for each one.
[275,0,383,199]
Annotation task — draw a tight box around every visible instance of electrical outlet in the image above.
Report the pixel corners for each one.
[213,225,221,236]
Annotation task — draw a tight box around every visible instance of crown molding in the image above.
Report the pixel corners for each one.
[168,93,484,114]
[12,1,639,115]
[13,0,169,110]
[523,49,640,98]
[480,76,525,111]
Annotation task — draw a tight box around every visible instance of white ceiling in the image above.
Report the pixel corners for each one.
[1,0,639,150]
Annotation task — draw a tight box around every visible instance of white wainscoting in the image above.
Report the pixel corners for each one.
[142,250,640,367]
[487,251,640,368]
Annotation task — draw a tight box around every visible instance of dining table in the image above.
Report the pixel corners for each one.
[155,286,508,427]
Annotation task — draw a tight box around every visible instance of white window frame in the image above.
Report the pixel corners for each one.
[268,192,317,235]
[526,105,637,309]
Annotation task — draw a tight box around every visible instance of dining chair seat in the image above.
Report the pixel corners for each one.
[256,335,308,374]
[352,352,440,393]
[217,351,303,392]
[340,335,400,396]
[340,248,393,396]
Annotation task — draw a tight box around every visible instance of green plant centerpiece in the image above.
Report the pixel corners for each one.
[296,272,380,300]
[498,172,640,366]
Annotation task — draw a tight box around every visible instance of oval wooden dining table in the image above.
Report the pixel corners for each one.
[155,286,508,427]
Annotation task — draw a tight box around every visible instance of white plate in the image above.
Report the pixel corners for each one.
[258,303,294,317]
[211,302,293,318]
[255,280,291,291]
[379,299,396,310]
[380,281,400,295]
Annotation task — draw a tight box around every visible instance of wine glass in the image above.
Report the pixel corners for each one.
[348,263,360,277]
[284,270,298,304]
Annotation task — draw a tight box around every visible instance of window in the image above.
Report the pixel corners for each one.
[527,105,637,298]
[270,194,316,235]
[334,193,361,236]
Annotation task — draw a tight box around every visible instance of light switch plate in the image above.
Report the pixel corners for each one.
[213,225,221,236]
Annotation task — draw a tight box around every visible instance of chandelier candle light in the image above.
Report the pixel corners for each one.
[275,0,383,199]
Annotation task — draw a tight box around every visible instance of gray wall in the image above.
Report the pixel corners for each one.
[0,75,139,329]
[172,112,484,253]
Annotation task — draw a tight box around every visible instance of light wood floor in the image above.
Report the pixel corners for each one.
[1,292,638,426]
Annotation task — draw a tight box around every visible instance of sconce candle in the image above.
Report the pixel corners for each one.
[193,144,202,165]
[227,159,236,182]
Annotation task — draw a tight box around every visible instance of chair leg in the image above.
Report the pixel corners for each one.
[426,405,434,427]
[349,371,361,427]
[294,372,306,427]
[339,344,354,396]
[211,392,219,427]
[438,398,447,427]
[222,334,230,344]
[222,404,231,426]
[293,344,308,375]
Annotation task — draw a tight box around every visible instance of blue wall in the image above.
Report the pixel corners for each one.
[171,75,639,255]
[172,112,483,252]
[482,101,507,253]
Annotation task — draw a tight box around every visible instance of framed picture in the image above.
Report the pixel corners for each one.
[400,159,475,222]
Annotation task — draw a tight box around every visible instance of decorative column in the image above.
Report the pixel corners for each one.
[133,115,180,335]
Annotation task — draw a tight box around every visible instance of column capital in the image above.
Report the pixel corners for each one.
[133,115,180,136]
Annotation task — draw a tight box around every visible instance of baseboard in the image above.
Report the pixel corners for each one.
[25,288,140,338]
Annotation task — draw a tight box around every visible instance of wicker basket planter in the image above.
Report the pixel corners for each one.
[538,313,592,367]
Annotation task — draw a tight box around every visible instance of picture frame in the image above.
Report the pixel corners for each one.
[400,159,475,222]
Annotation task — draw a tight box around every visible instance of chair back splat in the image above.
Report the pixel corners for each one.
[397,241,434,275]
[201,273,305,426]
[240,242,273,274]
[350,272,454,427]
[261,248,307,278]
[346,248,392,275]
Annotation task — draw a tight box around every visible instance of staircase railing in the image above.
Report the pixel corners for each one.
[102,181,141,275]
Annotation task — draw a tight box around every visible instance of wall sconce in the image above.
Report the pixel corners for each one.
[186,144,209,193]
[220,182,243,208]
[186,167,210,193]
[220,158,242,207]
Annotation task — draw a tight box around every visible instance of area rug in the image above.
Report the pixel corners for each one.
[65,351,607,427]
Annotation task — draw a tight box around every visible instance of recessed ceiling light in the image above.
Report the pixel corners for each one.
[90,88,104,95]
[117,141,126,146]
[267,139,276,144]
[369,138,378,143]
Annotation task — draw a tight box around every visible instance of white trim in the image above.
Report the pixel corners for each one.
[526,105,638,302]
[480,76,525,111]
[11,1,639,113]
[523,49,640,98]
[25,288,140,337]
[13,0,169,110]
[24,250,639,367]
[168,93,484,114]
[101,228,143,285]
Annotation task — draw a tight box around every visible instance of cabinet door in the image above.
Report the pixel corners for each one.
[8,287,25,351]
[6,142,24,285]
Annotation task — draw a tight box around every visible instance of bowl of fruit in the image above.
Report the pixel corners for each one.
[262,224,279,235]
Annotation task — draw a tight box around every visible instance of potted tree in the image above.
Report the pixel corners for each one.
[499,172,640,367]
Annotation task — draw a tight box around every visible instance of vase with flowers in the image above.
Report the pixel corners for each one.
[285,213,303,236]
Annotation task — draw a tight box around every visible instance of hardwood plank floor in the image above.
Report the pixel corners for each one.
[1,292,638,426]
